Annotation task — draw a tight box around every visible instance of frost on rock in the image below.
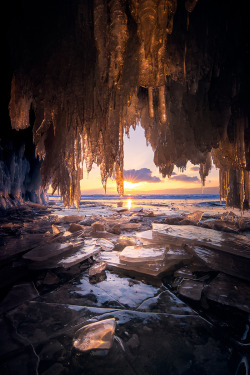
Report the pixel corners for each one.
[7,0,250,210]
[73,318,116,352]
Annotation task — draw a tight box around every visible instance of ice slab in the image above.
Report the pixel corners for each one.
[150,223,250,258]
[96,238,115,251]
[61,215,85,223]
[178,280,205,301]
[40,274,124,309]
[73,318,116,351]
[119,223,142,231]
[41,271,161,309]
[100,246,192,278]
[0,282,39,314]
[0,234,44,262]
[119,246,166,263]
[23,242,74,262]
[205,273,250,313]
[180,211,204,225]
[58,243,100,268]
[130,207,143,212]
[190,246,250,282]
[137,290,196,315]
[174,267,194,279]
[6,301,118,346]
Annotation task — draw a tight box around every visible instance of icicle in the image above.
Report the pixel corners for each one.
[148,87,154,119]
[185,0,199,13]
[158,85,167,124]
[183,40,187,82]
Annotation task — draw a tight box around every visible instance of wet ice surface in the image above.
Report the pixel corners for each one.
[0,197,250,374]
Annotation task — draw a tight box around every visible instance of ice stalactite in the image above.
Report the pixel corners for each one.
[6,0,250,209]
[199,153,212,186]
[185,0,199,13]
[9,75,33,131]
[212,117,250,210]
[130,0,177,124]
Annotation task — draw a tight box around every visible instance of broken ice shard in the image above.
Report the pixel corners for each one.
[96,238,115,251]
[119,246,166,263]
[73,318,116,352]
[89,262,107,276]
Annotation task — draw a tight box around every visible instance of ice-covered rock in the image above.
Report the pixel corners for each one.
[73,318,116,351]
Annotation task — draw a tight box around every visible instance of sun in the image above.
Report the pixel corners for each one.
[124,181,137,190]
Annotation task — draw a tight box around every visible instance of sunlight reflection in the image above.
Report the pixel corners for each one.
[127,198,132,210]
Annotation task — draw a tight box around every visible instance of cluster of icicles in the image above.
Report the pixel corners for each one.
[8,0,250,209]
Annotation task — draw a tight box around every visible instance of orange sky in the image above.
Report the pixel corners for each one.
[79,126,219,195]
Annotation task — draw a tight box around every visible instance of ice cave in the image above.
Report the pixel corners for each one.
[1,1,250,374]
[2,0,250,209]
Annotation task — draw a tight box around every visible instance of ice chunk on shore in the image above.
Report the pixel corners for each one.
[73,318,116,351]
[58,240,99,268]
[96,238,115,251]
[23,242,74,262]
[100,245,191,278]
[119,246,166,263]
[130,207,143,212]
[89,262,107,276]
[180,211,204,225]
[151,224,250,258]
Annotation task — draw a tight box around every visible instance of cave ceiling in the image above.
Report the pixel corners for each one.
[4,0,250,209]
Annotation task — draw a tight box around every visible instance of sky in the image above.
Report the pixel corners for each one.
[80,125,219,195]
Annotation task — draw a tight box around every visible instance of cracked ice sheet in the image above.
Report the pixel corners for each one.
[136,290,196,315]
[6,301,119,347]
[72,310,231,375]
[138,223,250,258]
[40,271,162,310]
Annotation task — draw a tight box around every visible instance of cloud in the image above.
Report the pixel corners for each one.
[189,166,200,172]
[170,174,200,183]
[123,168,161,183]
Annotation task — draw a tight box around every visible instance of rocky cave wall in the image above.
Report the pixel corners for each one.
[2,0,250,209]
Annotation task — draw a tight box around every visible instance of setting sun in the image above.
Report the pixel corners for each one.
[124,181,139,190]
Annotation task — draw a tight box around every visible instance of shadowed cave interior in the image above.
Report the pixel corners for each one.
[2,0,250,209]
[1,2,250,375]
